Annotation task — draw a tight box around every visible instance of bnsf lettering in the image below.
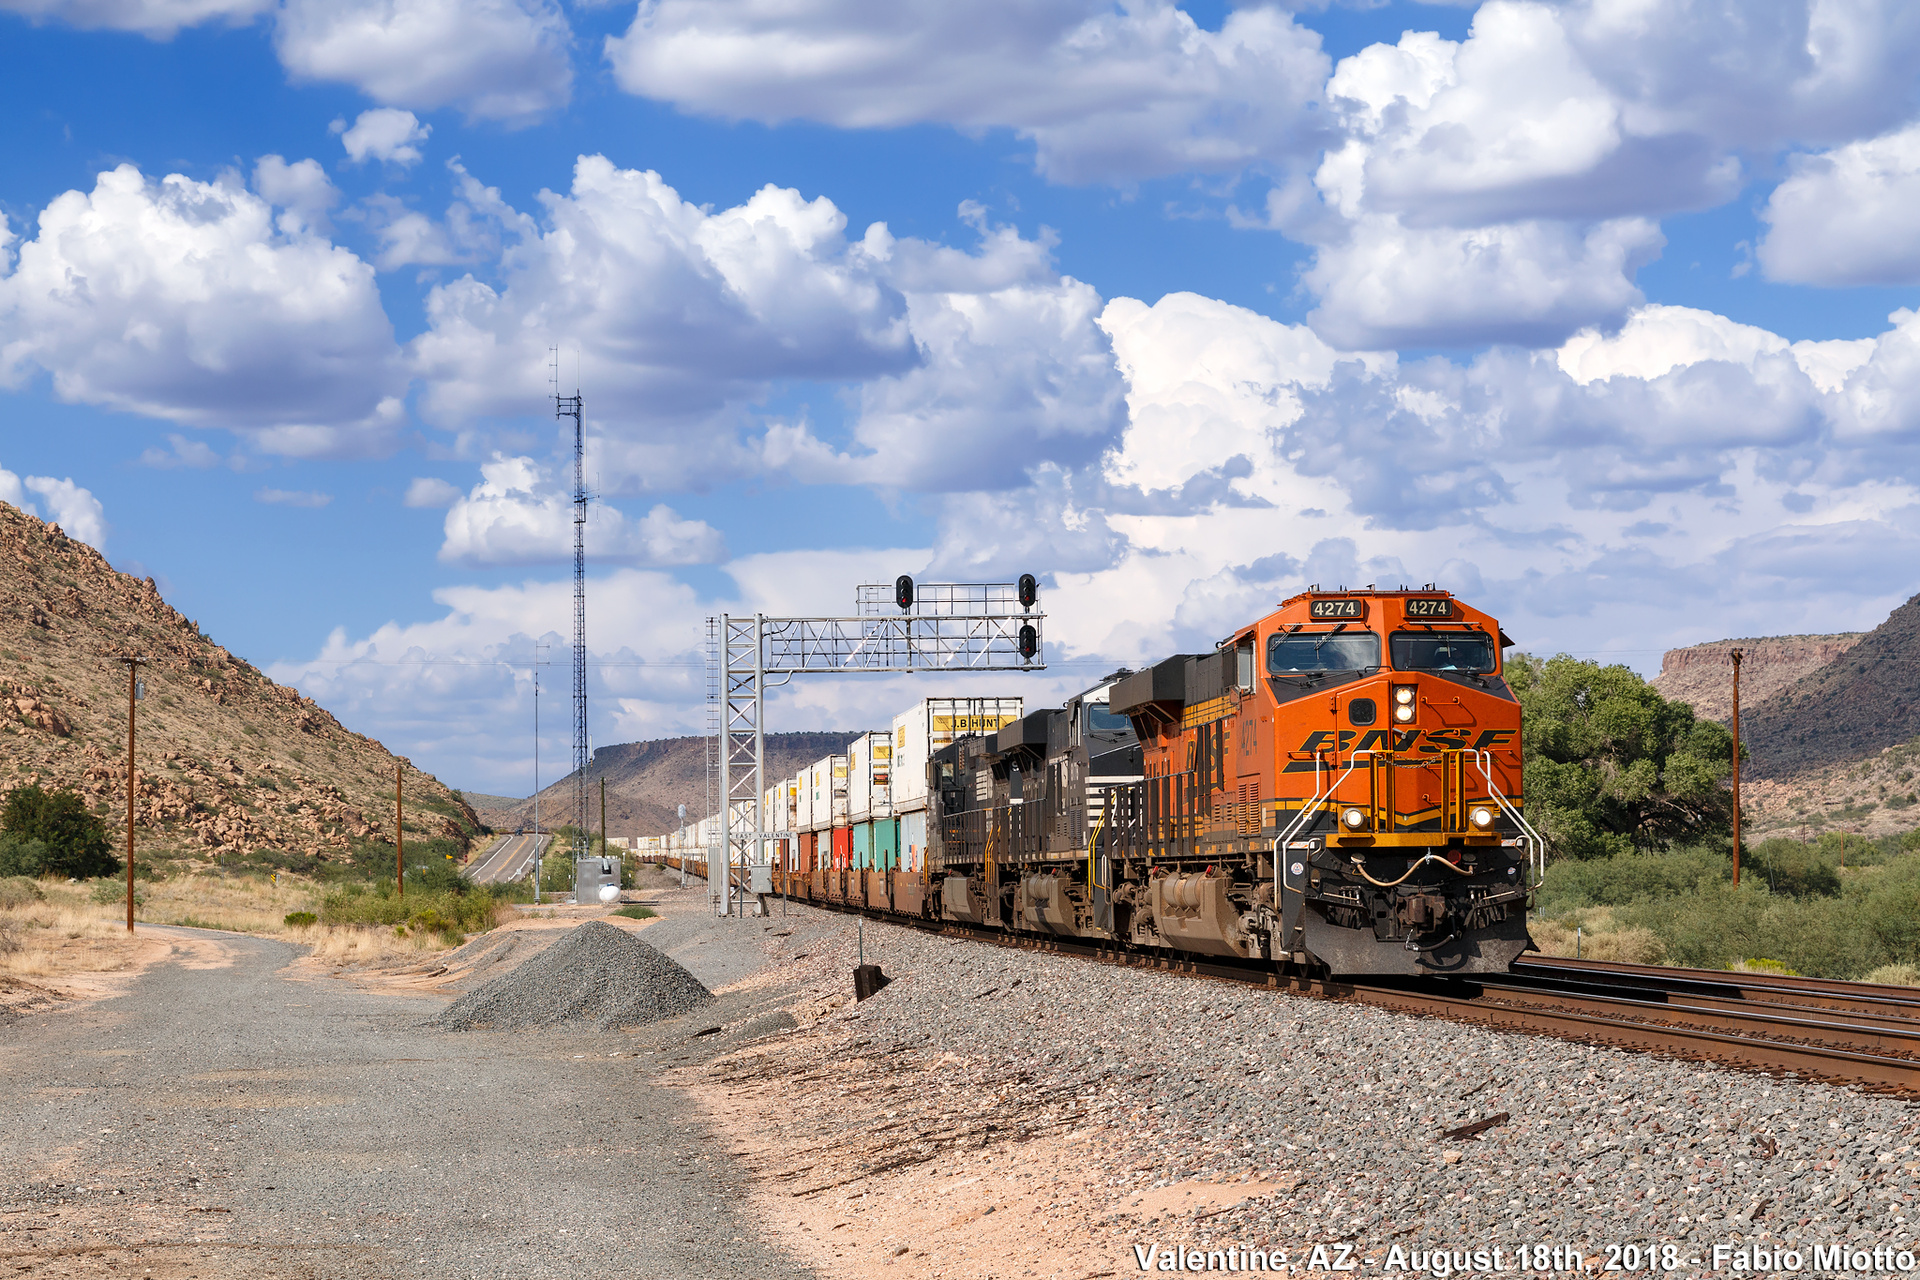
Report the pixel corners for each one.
[1289,727,1515,766]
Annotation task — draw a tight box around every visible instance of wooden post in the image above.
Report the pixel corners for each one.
[1731,648,1744,887]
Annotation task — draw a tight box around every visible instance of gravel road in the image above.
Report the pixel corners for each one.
[0,889,816,1280]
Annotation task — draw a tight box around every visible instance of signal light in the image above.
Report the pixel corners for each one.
[1470,807,1495,829]
[1018,573,1038,609]
[1018,623,1038,661]
[895,574,914,611]
[1342,807,1367,829]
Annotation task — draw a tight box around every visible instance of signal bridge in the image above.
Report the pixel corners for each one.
[708,575,1045,915]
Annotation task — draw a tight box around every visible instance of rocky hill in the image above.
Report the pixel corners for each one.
[0,502,478,863]
[1742,593,1920,780]
[1650,632,1863,723]
[471,731,863,838]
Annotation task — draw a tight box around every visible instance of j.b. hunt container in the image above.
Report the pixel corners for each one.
[890,698,1024,812]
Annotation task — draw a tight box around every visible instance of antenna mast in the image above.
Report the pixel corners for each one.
[553,348,588,863]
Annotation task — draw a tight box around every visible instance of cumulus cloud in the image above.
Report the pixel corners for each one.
[333,108,432,165]
[605,0,1331,184]
[1758,122,1920,286]
[0,164,405,456]
[410,157,915,452]
[276,0,572,123]
[1303,215,1663,351]
[251,155,339,235]
[0,468,108,549]
[0,0,267,37]
[1285,1,1920,348]
[408,160,1119,500]
[436,454,727,567]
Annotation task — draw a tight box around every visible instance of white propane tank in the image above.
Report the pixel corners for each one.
[597,883,621,904]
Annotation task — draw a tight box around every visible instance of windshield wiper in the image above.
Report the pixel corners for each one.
[1313,623,1348,652]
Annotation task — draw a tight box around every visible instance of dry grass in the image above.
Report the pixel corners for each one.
[1532,907,1667,965]
[0,870,484,987]
[1862,962,1920,987]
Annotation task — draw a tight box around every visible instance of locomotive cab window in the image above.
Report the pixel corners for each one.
[1085,702,1131,733]
[1390,631,1496,673]
[1267,631,1381,674]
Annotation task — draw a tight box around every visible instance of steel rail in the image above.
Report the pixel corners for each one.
[1518,954,1920,1020]
[651,860,1920,1093]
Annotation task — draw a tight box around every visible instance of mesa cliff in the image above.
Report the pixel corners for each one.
[0,502,478,863]
[1649,633,1863,723]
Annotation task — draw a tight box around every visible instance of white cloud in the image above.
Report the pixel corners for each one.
[762,218,1128,492]
[275,0,572,122]
[605,0,1332,184]
[333,108,432,166]
[255,487,333,507]
[1758,122,1920,286]
[410,157,916,454]
[0,164,405,456]
[405,160,1126,500]
[0,0,266,38]
[0,468,108,549]
[404,476,462,508]
[436,454,727,566]
[252,155,340,236]
[1303,214,1663,350]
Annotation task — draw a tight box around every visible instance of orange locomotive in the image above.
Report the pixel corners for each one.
[923,586,1540,976]
[1106,586,1538,974]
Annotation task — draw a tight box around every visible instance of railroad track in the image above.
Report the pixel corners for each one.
[758,883,1920,1094]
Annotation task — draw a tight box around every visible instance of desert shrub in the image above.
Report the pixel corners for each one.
[1536,846,1731,913]
[320,882,496,938]
[1748,838,1842,898]
[0,875,44,908]
[1863,963,1920,987]
[284,910,318,927]
[89,878,144,906]
[0,786,118,879]
[611,904,657,920]
[1731,957,1800,976]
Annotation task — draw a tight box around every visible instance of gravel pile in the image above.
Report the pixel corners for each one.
[432,920,714,1032]
[753,904,1920,1264]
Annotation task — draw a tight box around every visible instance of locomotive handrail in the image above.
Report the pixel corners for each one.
[1270,749,1369,913]
[1467,748,1546,886]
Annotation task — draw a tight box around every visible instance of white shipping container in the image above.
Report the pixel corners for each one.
[889,697,1025,812]
[831,754,849,825]
[802,756,837,833]
[847,730,893,821]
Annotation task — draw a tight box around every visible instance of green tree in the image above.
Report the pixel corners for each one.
[0,784,120,879]
[1508,655,1736,860]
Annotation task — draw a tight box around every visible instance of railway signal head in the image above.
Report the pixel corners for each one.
[895,574,914,611]
[1018,573,1038,610]
[1018,623,1038,661]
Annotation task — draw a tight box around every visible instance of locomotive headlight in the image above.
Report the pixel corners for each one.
[1342,807,1367,829]
[1394,687,1414,705]
[1394,704,1415,723]
[1470,806,1495,829]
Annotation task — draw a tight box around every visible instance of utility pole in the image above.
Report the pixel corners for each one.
[1731,648,1744,888]
[396,760,405,899]
[115,657,146,934]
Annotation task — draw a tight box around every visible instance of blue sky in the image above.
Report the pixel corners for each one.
[6,0,1920,797]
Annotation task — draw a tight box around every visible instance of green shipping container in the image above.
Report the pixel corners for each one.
[874,818,899,870]
[853,822,874,870]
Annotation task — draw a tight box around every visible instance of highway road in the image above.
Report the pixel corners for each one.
[464,830,549,884]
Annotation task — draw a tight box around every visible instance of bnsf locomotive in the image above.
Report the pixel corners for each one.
[659,587,1540,976]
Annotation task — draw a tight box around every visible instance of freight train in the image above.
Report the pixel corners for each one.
[641,587,1541,976]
